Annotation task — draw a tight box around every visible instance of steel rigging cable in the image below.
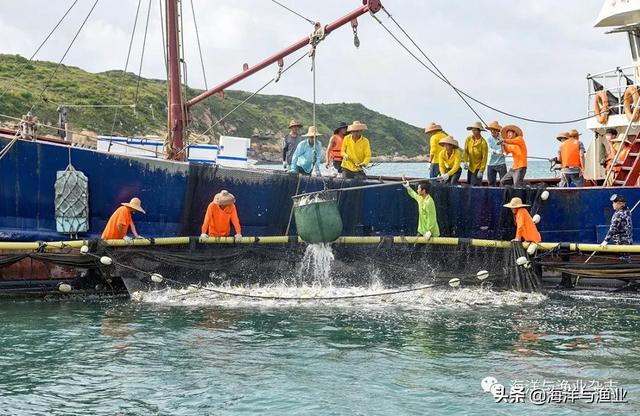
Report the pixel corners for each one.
[30,0,101,114]
[270,0,316,25]
[373,7,601,125]
[0,0,81,100]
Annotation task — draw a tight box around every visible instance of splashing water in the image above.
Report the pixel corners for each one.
[132,283,547,311]
[296,243,335,286]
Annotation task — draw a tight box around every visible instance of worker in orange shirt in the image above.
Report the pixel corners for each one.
[556,130,585,187]
[325,122,348,174]
[503,197,541,243]
[101,197,146,240]
[609,136,632,175]
[200,190,242,242]
[500,124,528,186]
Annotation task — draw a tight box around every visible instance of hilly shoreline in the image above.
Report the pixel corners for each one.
[0,54,427,161]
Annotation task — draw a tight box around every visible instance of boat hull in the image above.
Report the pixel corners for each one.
[2,137,640,293]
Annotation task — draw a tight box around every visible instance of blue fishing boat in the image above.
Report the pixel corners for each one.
[2,0,640,295]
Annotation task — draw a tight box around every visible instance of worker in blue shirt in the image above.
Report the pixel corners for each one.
[289,126,323,176]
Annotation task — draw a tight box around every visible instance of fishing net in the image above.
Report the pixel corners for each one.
[508,241,543,292]
[94,239,521,294]
[54,165,89,234]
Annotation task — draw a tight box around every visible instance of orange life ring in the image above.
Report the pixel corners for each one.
[624,85,640,122]
[594,90,609,124]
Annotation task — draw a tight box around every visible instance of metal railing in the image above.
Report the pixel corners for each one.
[587,64,638,118]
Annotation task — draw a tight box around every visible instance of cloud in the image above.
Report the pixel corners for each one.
[0,0,630,156]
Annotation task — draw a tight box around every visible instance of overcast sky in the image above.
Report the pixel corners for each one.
[0,0,629,156]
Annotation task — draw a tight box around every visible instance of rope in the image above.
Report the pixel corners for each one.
[175,52,309,157]
[293,178,433,199]
[374,7,606,125]
[110,0,143,144]
[0,132,19,161]
[190,0,208,90]
[0,0,80,100]
[30,0,101,114]
[371,10,487,125]
[270,0,315,25]
[158,0,170,137]
[133,0,153,108]
[311,51,321,176]
[59,104,136,108]
[285,175,303,236]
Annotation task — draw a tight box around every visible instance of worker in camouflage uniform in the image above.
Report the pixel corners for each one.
[601,194,633,263]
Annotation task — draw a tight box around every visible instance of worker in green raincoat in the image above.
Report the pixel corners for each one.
[402,176,440,239]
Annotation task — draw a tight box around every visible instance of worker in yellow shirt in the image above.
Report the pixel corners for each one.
[424,122,447,178]
[462,121,489,186]
[341,120,371,179]
[437,136,462,185]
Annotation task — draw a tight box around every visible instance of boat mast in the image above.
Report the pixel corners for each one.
[166,0,186,161]
[166,0,382,159]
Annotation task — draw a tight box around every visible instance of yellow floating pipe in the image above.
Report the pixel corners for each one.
[335,236,382,244]
[0,236,639,254]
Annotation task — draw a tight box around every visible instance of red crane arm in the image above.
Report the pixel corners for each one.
[185,0,382,108]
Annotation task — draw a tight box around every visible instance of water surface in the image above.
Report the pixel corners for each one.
[1,289,638,415]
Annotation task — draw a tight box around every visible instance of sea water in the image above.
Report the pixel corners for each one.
[1,291,639,415]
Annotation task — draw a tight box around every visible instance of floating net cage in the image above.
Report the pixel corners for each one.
[91,240,545,294]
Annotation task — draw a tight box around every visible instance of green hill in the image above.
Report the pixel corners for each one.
[0,54,426,157]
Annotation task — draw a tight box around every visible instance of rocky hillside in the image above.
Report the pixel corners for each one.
[0,54,427,159]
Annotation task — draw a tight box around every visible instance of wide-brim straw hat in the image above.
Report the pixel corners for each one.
[568,129,581,138]
[334,122,348,133]
[612,136,632,143]
[347,120,368,132]
[485,121,502,131]
[503,197,529,209]
[288,119,303,128]
[302,125,323,137]
[214,190,236,205]
[424,122,443,134]
[501,124,523,139]
[466,121,486,131]
[556,131,569,141]
[121,197,146,214]
[438,135,459,148]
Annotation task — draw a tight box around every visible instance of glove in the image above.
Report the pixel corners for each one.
[438,173,450,182]
[476,171,483,180]
[312,170,321,177]
[200,233,208,242]
[402,181,410,188]
[462,162,469,170]
[123,235,132,242]
[234,233,243,242]
[283,161,288,170]
[357,162,366,168]
[600,240,608,248]
[343,154,349,161]
[424,231,432,240]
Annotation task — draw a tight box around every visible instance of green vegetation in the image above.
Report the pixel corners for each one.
[0,54,426,156]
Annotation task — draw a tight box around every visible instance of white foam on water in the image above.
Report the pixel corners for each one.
[296,243,335,287]
[132,283,547,311]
